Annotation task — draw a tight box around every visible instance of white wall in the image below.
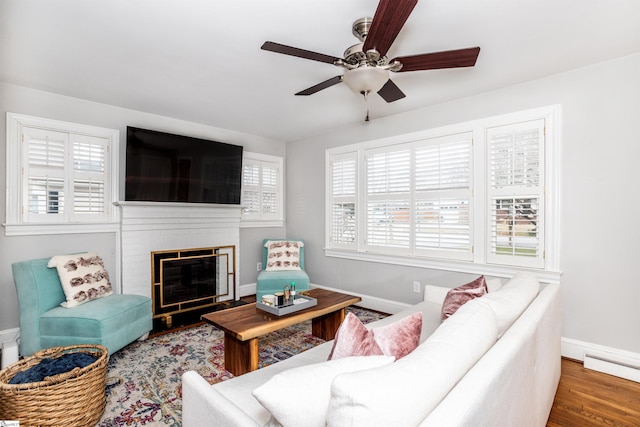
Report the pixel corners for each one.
[286,53,640,356]
[0,82,286,333]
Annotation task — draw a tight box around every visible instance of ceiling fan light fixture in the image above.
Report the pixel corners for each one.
[342,66,389,95]
[261,0,479,104]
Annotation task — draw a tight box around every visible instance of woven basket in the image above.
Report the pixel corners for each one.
[0,344,108,427]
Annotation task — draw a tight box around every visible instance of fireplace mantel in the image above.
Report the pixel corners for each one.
[115,201,242,300]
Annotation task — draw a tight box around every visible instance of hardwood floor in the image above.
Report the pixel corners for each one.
[547,358,640,427]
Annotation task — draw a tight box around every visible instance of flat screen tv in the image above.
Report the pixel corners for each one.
[125,126,243,204]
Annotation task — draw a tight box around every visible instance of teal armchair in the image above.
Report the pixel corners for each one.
[12,257,152,357]
[256,239,310,301]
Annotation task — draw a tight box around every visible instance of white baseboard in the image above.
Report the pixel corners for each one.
[245,282,411,313]
[239,283,257,298]
[562,337,640,383]
[0,327,19,346]
[2,340,19,368]
[309,283,412,314]
[1,328,20,368]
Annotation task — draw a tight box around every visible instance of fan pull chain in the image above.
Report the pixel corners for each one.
[362,90,370,122]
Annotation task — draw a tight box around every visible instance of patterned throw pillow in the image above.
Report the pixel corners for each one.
[440,275,488,321]
[48,252,113,308]
[264,240,303,271]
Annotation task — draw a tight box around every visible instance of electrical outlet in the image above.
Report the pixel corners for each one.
[257,262,262,272]
[413,281,421,293]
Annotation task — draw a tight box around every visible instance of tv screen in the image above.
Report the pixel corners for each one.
[125,127,243,204]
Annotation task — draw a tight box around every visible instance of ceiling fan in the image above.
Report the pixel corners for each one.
[261,0,481,106]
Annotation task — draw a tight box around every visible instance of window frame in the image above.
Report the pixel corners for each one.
[5,113,119,236]
[240,152,284,228]
[325,105,561,283]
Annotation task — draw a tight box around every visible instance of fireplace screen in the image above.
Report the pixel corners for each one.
[151,246,235,318]
[161,255,218,306]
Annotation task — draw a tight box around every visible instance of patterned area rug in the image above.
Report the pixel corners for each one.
[96,306,386,426]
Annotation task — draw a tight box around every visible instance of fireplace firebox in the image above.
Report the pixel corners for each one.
[151,245,235,329]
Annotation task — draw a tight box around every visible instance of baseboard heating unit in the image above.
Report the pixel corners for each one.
[584,352,640,383]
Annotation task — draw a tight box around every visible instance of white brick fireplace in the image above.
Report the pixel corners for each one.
[115,201,242,300]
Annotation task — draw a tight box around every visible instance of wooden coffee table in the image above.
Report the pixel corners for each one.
[201,288,361,376]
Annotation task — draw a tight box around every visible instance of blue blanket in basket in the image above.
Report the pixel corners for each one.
[9,353,98,384]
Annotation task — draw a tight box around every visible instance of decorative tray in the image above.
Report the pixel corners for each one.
[256,295,318,316]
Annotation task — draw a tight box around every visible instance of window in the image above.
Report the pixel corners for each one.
[365,145,412,253]
[241,152,283,227]
[5,113,119,236]
[326,106,561,280]
[412,133,473,260]
[486,120,545,268]
[356,133,474,260]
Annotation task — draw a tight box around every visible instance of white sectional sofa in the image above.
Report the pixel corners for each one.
[182,272,561,427]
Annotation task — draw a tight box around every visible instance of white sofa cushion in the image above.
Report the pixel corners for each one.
[252,355,395,427]
[371,301,442,344]
[486,277,503,293]
[326,298,498,427]
[474,271,540,337]
[424,284,449,305]
[212,341,333,426]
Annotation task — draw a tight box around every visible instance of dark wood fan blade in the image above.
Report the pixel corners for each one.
[377,79,406,103]
[295,75,343,96]
[363,0,418,57]
[261,41,341,64]
[392,47,481,72]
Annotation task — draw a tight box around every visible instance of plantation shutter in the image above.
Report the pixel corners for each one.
[487,119,545,268]
[414,133,473,260]
[24,127,67,221]
[365,145,411,253]
[260,161,279,218]
[72,134,108,216]
[242,160,260,217]
[241,157,280,221]
[329,153,357,249]
[23,127,109,222]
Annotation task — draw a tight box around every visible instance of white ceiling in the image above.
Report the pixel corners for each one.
[1,0,639,142]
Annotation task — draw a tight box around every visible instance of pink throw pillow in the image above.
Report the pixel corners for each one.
[371,311,423,360]
[327,312,383,360]
[441,275,488,321]
[328,311,423,360]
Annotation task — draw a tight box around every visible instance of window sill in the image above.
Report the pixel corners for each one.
[324,248,562,284]
[4,222,119,236]
[240,220,284,228]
